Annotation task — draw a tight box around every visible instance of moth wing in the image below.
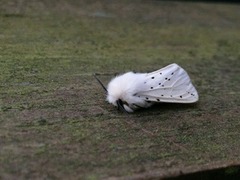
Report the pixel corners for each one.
[136,63,199,103]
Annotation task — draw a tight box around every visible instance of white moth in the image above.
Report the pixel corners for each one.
[95,63,199,113]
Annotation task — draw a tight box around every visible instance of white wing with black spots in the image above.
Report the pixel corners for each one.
[135,63,199,103]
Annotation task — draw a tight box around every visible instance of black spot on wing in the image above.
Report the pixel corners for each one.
[151,77,154,79]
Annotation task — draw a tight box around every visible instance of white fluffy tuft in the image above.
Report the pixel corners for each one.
[107,72,144,106]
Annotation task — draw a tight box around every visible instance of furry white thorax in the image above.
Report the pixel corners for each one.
[107,72,152,112]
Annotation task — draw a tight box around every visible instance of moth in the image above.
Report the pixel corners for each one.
[94,63,199,113]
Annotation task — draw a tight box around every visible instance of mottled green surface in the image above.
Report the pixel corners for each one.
[0,1,240,179]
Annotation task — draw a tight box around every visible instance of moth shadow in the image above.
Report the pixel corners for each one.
[135,102,199,115]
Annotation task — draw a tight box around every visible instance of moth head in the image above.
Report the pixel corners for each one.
[116,99,133,113]
[93,73,133,113]
[106,92,134,113]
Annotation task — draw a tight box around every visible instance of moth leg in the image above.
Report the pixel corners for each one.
[116,99,129,113]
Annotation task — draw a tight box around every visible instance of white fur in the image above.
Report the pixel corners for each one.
[107,63,199,112]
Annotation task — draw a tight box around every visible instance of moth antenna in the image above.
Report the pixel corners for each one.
[93,73,108,93]
[116,99,129,113]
